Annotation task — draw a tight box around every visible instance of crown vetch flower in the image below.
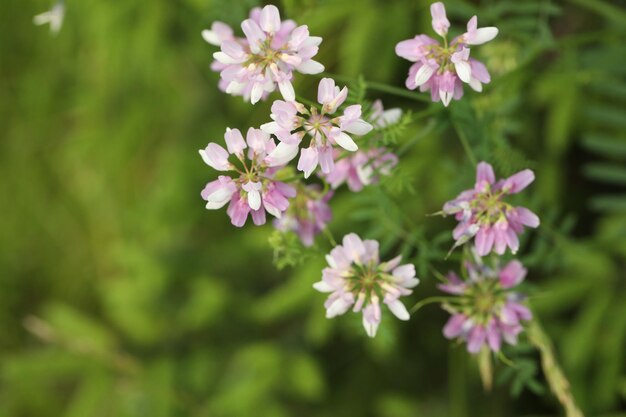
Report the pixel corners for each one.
[394,2,497,106]
[202,5,324,104]
[200,127,296,227]
[324,100,400,191]
[261,78,373,178]
[325,148,398,192]
[274,185,332,246]
[313,233,419,337]
[442,161,540,256]
[440,256,532,354]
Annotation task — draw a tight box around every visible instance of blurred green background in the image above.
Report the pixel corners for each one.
[2,0,626,416]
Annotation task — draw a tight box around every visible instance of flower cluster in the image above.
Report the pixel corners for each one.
[440,255,532,353]
[395,2,497,105]
[442,162,540,256]
[314,233,419,337]
[200,127,295,227]
[274,184,333,246]
[203,5,324,104]
[325,148,398,192]
[199,4,543,355]
[262,78,374,178]
[323,100,400,191]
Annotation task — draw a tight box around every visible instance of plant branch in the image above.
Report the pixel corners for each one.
[526,318,585,417]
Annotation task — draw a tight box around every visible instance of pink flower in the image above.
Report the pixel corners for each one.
[439,256,532,353]
[370,99,403,128]
[395,2,498,106]
[442,161,540,256]
[273,185,333,246]
[261,78,373,178]
[324,148,398,192]
[200,127,296,227]
[202,5,324,104]
[313,233,419,337]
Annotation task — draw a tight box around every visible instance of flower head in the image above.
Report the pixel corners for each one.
[273,185,332,246]
[200,127,296,227]
[395,2,498,106]
[261,78,373,178]
[440,256,532,353]
[442,162,540,256]
[325,148,398,192]
[314,233,419,337]
[203,5,324,104]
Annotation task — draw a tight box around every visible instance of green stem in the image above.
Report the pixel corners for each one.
[526,318,585,417]
[319,72,432,103]
[410,296,454,314]
[452,121,477,166]
[322,227,337,247]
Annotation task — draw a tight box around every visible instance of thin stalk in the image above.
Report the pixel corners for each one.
[526,318,585,417]
[410,296,454,314]
[452,120,477,166]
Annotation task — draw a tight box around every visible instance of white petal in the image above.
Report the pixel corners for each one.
[260,5,281,33]
[414,64,436,87]
[33,12,53,25]
[225,81,245,95]
[405,278,420,288]
[264,202,282,218]
[303,36,323,47]
[387,299,410,321]
[440,90,453,107]
[213,51,240,65]
[199,148,230,171]
[250,83,264,104]
[356,164,374,185]
[278,80,295,101]
[313,281,334,292]
[469,77,483,92]
[247,189,261,211]
[205,199,229,210]
[201,30,220,45]
[379,108,402,127]
[362,316,379,337]
[297,60,325,74]
[344,119,373,135]
[260,121,280,134]
[333,131,358,152]
[454,60,472,83]
[267,142,299,166]
[326,298,350,318]
[468,27,498,45]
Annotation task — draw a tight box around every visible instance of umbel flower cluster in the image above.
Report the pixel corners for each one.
[203,5,324,104]
[440,254,532,353]
[314,234,418,337]
[199,4,539,348]
[395,2,497,105]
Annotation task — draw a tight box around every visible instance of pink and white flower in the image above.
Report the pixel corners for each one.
[202,5,324,104]
[313,233,419,337]
[200,127,296,227]
[323,100,400,191]
[440,256,532,354]
[370,99,403,128]
[395,2,498,106]
[274,185,333,246]
[442,161,540,256]
[262,78,373,178]
[324,148,398,192]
